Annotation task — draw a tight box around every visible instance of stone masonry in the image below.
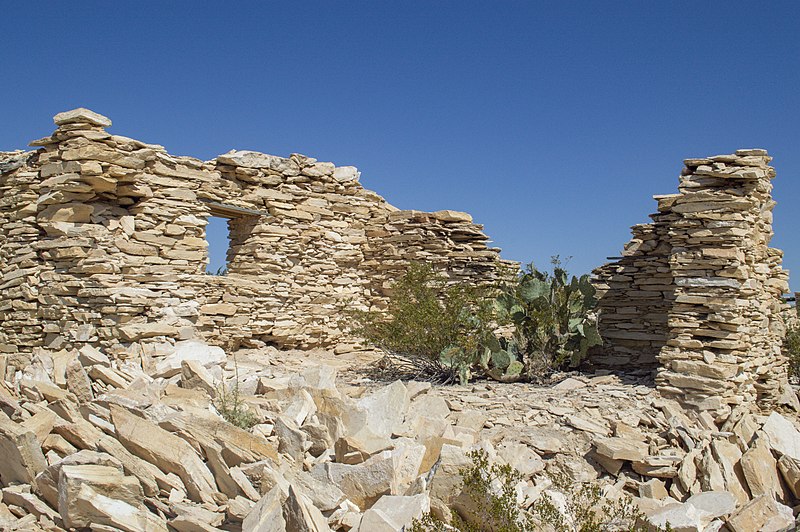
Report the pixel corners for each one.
[0,108,516,371]
[592,149,791,416]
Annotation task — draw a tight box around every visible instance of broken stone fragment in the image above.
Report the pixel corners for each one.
[428,443,471,504]
[58,464,144,529]
[761,412,800,461]
[72,483,168,532]
[0,486,60,523]
[110,405,218,504]
[740,436,781,500]
[200,303,238,316]
[118,322,179,342]
[777,454,800,499]
[180,360,217,396]
[725,495,795,532]
[154,340,227,378]
[284,484,331,531]
[594,436,648,462]
[0,415,48,485]
[333,166,360,183]
[242,485,286,532]
[312,450,399,510]
[53,108,112,128]
[358,493,430,531]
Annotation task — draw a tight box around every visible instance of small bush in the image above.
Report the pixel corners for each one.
[214,382,258,430]
[213,355,258,429]
[784,323,800,379]
[350,263,494,384]
[411,450,663,532]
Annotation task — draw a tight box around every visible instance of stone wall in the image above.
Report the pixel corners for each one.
[592,149,791,415]
[0,108,516,369]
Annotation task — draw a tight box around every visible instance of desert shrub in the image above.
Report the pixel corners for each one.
[350,263,494,384]
[784,323,800,379]
[494,257,601,379]
[213,356,258,429]
[214,382,258,429]
[411,449,662,532]
[410,449,536,532]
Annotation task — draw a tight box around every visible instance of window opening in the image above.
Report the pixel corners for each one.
[206,216,231,275]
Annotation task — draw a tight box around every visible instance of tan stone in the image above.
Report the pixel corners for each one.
[0,415,48,485]
[118,322,179,341]
[594,436,648,462]
[72,483,168,532]
[110,405,218,503]
[777,454,800,499]
[726,495,794,532]
[242,486,286,532]
[284,484,331,531]
[54,108,112,127]
[740,437,781,499]
[58,464,144,529]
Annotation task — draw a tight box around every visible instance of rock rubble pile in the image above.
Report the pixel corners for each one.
[1,343,798,531]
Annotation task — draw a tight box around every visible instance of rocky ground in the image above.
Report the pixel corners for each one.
[1,343,799,531]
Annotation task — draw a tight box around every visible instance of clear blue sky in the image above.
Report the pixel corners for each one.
[2,2,798,290]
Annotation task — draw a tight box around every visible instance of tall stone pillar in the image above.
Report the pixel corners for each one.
[653,150,790,417]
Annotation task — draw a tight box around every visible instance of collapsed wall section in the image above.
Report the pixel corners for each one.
[0,109,515,369]
[593,150,791,415]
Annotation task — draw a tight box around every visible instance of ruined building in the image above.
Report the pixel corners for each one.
[0,109,793,418]
[0,109,515,368]
[592,150,792,415]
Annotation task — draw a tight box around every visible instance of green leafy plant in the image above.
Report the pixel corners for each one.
[533,472,666,532]
[210,265,228,276]
[411,449,536,532]
[213,356,258,429]
[349,263,494,384]
[784,323,800,379]
[495,257,602,378]
[411,450,664,532]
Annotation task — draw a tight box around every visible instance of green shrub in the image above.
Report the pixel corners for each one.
[494,257,601,379]
[214,382,258,430]
[411,449,663,532]
[349,263,493,384]
[784,323,800,379]
[213,355,258,430]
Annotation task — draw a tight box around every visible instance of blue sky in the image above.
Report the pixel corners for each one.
[2,2,798,289]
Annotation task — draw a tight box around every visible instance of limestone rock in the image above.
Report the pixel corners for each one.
[358,493,430,531]
[0,416,48,485]
[71,483,168,532]
[313,450,398,510]
[110,405,218,503]
[58,464,144,529]
[154,340,226,378]
[726,495,795,532]
[777,454,800,499]
[594,436,648,462]
[53,108,112,127]
[242,486,286,532]
[284,484,331,532]
[761,412,800,461]
[740,436,781,499]
[119,322,179,342]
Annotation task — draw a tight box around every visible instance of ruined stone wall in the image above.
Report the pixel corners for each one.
[0,109,514,367]
[593,150,791,414]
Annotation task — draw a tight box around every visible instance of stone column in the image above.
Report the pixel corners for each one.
[655,150,791,418]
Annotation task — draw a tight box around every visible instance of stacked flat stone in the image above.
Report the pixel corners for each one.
[0,108,515,368]
[593,150,791,418]
[590,221,673,370]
